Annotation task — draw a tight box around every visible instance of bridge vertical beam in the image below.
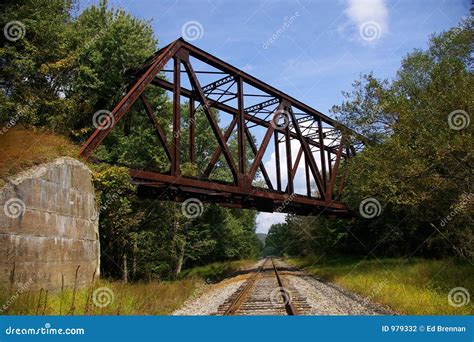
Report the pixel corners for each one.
[285,123,293,195]
[317,119,327,190]
[274,131,282,191]
[327,150,332,180]
[237,76,246,186]
[305,157,311,197]
[189,98,195,164]
[326,136,345,201]
[172,56,181,176]
[336,146,350,198]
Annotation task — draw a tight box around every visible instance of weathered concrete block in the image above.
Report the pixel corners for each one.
[0,157,100,291]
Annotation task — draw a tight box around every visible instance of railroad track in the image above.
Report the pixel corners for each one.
[214,257,311,315]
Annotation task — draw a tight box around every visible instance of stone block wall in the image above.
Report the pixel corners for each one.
[0,157,100,291]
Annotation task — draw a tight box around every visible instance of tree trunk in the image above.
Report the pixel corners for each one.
[175,239,186,276]
[122,253,128,283]
[172,203,187,277]
[132,240,137,280]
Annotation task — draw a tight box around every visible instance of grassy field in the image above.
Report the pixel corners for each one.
[178,259,256,282]
[287,257,474,315]
[0,260,256,315]
[0,127,78,187]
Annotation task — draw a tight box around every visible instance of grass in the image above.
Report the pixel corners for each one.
[0,127,257,315]
[0,127,78,187]
[178,259,256,282]
[0,259,256,315]
[287,256,474,315]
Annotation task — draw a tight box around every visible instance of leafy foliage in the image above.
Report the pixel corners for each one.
[267,21,473,260]
[1,0,156,133]
[1,0,262,282]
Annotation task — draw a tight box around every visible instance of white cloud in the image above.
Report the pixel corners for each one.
[256,212,286,234]
[345,0,388,27]
[241,63,254,72]
[340,0,389,43]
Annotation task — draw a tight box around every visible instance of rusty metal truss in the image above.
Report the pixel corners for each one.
[80,38,366,216]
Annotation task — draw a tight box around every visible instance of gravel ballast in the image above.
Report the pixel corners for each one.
[285,274,389,315]
[172,259,393,315]
[172,279,245,315]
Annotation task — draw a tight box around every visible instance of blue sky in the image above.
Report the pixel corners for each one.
[81,0,470,233]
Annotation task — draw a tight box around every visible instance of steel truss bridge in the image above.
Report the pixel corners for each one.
[80,38,365,216]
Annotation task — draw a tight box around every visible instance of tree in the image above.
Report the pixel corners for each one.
[1,0,265,282]
[266,20,473,260]
[332,20,473,258]
[64,0,157,131]
[331,73,394,142]
[92,165,143,280]
[0,0,158,134]
[0,0,75,126]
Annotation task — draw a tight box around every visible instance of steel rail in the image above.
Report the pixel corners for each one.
[271,258,297,316]
[222,258,297,316]
[223,258,268,315]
